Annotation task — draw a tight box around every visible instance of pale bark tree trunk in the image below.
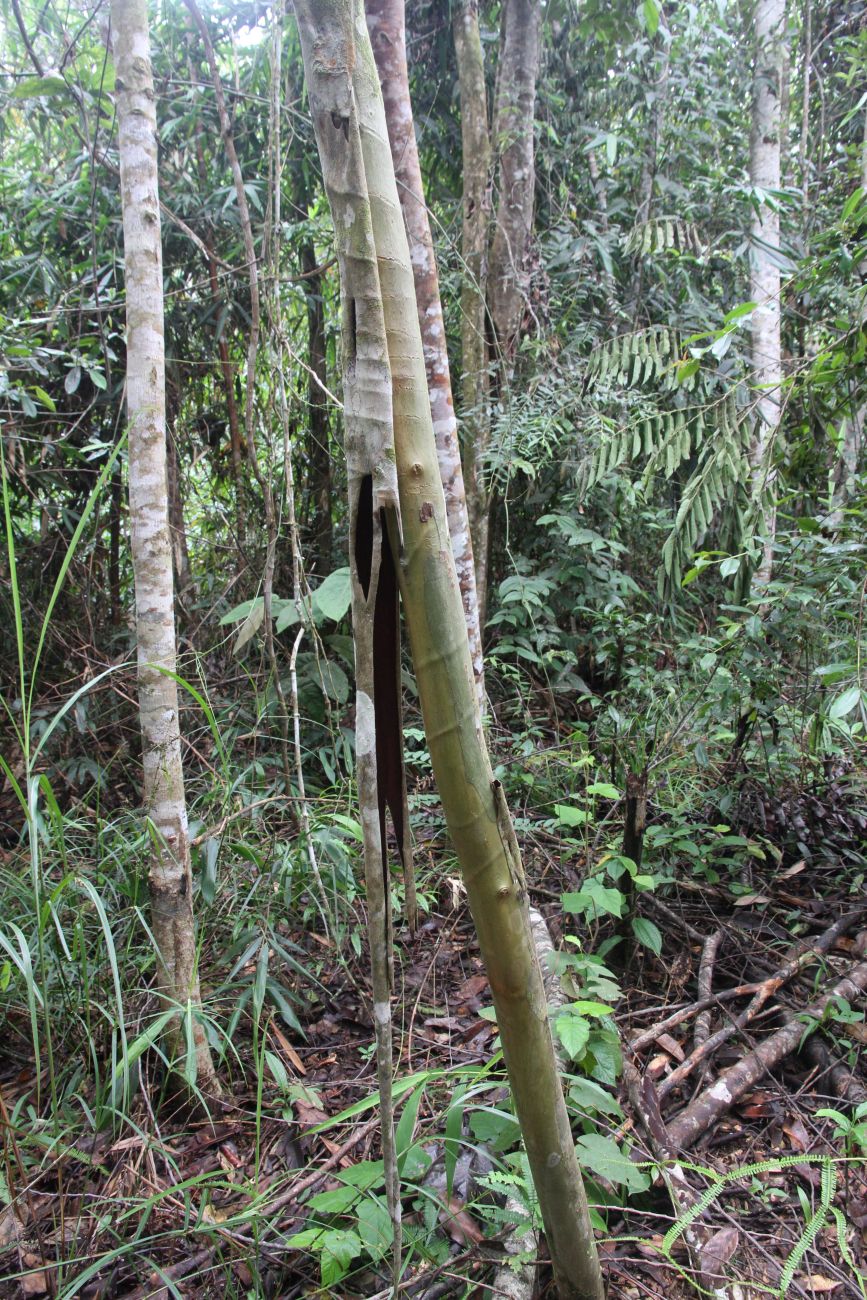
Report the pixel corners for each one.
[366,0,484,699]
[296,5,604,1296]
[488,0,541,362]
[454,0,492,626]
[749,0,785,587]
[111,0,218,1090]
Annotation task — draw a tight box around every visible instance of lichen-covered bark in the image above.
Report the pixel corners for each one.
[297,3,604,1294]
[488,0,540,361]
[366,0,484,700]
[749,0,784,587]
[111,0,217,1090]
[453,0,493,624]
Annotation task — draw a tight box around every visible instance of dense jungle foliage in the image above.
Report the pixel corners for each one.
[0,0,866,1294]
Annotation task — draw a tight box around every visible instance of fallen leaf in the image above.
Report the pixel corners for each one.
[270,1022,306,1075]
[734,893,771,906]
[647,1053,670,1079]
[20,1253,48,1296]
[700,1225,739,1281]
[439,1195,484,1246]
[456,973,488,1003]
[800,1276,840,1292]
[656,1032,686,1062]
[0,1208,24,1250]
[780,861,806,878]
[783,1116,812,1153]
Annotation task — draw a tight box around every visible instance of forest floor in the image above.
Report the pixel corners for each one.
[1,779,866,1299]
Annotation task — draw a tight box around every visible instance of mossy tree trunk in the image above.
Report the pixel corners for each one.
[296,3,603,1295]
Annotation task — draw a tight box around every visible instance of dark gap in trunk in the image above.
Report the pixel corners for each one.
[355,473,373,598]
[374,506,406,875]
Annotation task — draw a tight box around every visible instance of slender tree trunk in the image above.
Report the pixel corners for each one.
[296,5,604,1296]
[454,0,493,627]
[488,0,541,362]
[301,242,334,574]
[111,0,218,1091]
[749,0,785,587]
[366,0,485,699]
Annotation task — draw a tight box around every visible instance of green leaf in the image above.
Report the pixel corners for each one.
[676,359,699,385]
[313,567,352,622]
[220,597,262,626]
[841,187,865,223]
[307,1185,360,1214]
[32,386,55,412]
[605,132,618,167]
[555,1011,591,1060]
[829,687,861,720]
[264,1050,290,1092]
[233,600,264,655]
[723,300,757,324]
[13,75,68,98]
[396,1083,425,1173]
[320,1230,362,1286]
[580,880,624,919]
[586,782,620,799]
[275,602,300,633]
[642,0,659,36]
[356,1198,392,1259]
[576,1133,650,1192]
[631,916,663,955]
[319,660,349,704]
[568,1076,623,1117]
[719,555,741,578]
[555,805,589,827]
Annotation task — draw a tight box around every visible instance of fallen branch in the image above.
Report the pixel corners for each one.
[624,1061,735,1299]
[694,930,723,1051]
[658,916,865,1100]
[667,957,867,1150]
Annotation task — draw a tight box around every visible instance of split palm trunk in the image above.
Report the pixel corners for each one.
[749,0,785,586]
[296,4,603,1296]
[111,0,218,1091]
[366,0,484,701]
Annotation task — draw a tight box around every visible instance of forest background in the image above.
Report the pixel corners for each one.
[1,0,867,1295]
